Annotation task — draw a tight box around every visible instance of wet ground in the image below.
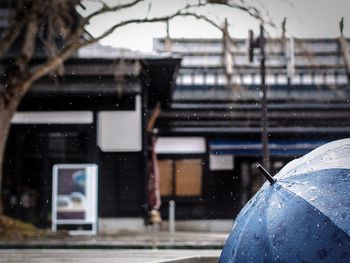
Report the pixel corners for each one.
[0,231,228,249]
[0,249,220,262]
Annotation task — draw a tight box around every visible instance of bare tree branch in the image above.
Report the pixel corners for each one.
[0,0,270,208]
[210,0,271,25]
[22,10,223,89]
[19,3,225,96]
[15,19,39,72]
[208,0,274,27]
[1,18,39,106]
[83,11,224,45]
[78,0,271,49]
[0,13,28,58]
[20,0,268,90]
[83,0,143,23]
[0,23,23,58]
[0,40,82,108]
[26,41,84,91]
[1,0,269,100]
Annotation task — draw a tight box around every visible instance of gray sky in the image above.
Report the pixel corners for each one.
[82,0,350,52]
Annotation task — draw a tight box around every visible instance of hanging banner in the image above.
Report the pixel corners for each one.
[52,164,98,235]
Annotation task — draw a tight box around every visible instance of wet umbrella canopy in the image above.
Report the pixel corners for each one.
[219,138,350,263]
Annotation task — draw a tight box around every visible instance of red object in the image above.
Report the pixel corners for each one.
[148,138,161,211]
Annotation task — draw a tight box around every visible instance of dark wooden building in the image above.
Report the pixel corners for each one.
[1,43,180,232]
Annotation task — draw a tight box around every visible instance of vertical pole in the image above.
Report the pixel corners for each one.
[164,20,172,52]
[223,18,233,92]
[169,160,176,234]
[281,18,291,86]
[142,80,150,225]
[288,36,295,85]
[339,17,350,79]
[169,200,175,234]
[260,24,270,172]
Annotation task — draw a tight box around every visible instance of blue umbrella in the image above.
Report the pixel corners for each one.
[219,138,350,263]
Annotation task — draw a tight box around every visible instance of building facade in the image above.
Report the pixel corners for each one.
[152,37,350,227]
[1,43,180,232]
[2,34,350,233]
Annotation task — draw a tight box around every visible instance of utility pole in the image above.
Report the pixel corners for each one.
[281,17,292,86]
[339,17,350,81]
[248,24,270,172]
[222,18,233,92]
[164,20,172,52]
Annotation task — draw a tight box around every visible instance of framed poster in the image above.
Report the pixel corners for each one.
[52,164,98,235]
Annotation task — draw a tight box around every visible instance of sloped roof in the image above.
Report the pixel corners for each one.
[0,41,180,96]
[77,42,179,60]
[77,43,143,59]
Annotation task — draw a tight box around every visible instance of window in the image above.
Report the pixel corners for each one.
[217,74,228,85]
[158,159,173,196]
[302,74,312,84]
[158,158,203,197]
[182,74,193,85]
[175,159,202,196]
[193,74,204,85]
[276,74,287,84]
[205,74,216,85]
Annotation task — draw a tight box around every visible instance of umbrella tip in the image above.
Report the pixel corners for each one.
[257,164,276,185]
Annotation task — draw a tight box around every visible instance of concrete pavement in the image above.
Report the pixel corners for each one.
[0,231,229,249]
[0,249,221,263]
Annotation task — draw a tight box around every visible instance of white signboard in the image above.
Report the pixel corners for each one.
[155,137,206,154]
[52,164,98,235]
[209,154,234,171]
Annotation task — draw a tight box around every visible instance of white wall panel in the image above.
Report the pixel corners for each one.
[155,137,206,154]
[11,111,93,124]
[97,95,142,152]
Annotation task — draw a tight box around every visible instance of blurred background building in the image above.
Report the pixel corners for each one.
[1,3,350,231]
[151,35,350,229]
[1,42,180,232]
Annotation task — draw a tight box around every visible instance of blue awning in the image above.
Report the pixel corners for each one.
[209,140,331,157]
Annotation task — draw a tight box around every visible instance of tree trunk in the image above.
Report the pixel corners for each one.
[0,40,82,215]
[0,93,21,214]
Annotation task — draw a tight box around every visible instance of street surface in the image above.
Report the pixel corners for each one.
[0,249,220,263]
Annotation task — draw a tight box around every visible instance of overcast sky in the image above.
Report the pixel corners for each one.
[82,0,350,52]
